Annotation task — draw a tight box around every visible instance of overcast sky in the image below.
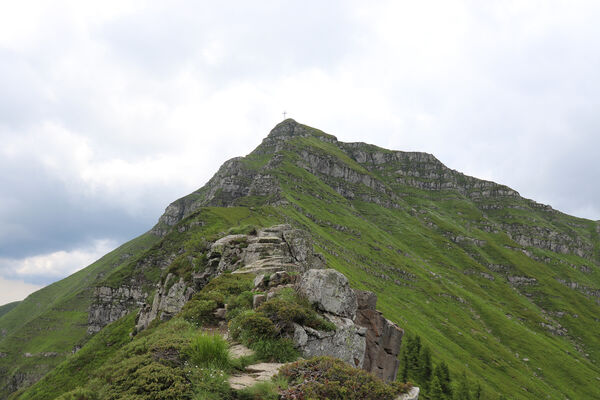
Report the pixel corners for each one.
[1,0,599,305]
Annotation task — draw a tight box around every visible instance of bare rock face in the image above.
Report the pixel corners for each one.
[296,269,358,319]
[293,315,367,368]
[136,274,195,332]
[396,386,420,400]
[354,290,404,382]
[87,285,146,334]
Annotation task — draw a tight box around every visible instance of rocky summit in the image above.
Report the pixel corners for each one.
[1,119,599,399]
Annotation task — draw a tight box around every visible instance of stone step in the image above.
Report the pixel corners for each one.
[228,362,284,390]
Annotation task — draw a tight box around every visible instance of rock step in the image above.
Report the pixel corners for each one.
[229,343,254,359]
[228,362,284,390]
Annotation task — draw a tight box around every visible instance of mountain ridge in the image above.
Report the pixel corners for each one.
[1,120,599,399]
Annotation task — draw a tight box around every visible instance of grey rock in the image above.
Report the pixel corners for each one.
[355,290,404,382]
[253,294,266,309]
[136,274,195,332]
[294,314,366,368]
[396,386,420,400]
[88,285,146,334]
[297,269,358,319]
[213,308,227,319]
[268,271,290,287]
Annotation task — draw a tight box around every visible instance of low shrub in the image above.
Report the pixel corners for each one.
[184,333,231,370]
[225,291,254,320]
[278,356,411,400]
[202,273,254,297]
[56,388,98,400]
[257,296,335,332]
[180,299,219,327]
[236,377,288,400]
[229,311,278,344]
[251,339,298,363]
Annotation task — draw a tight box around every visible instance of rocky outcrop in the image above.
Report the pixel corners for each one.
[136,225,325,332]
[297,269,358,319]
[136,274,195,331]
[293,316,367,368]
[294,268,403,381]
[87,285,146,334]
[354,290,404,382]
[292,269,367,368]
[396,386,420,400]
[502,223,593,259]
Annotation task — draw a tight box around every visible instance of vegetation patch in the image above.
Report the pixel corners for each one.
[278,356,411,400]
[256,291,336,332]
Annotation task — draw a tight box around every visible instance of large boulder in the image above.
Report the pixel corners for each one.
[296,269,358,319]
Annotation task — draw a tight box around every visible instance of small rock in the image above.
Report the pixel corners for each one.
[213,308,227,319]
[268,271,290,287]
[253,294,266,309]
[253,274,266,290]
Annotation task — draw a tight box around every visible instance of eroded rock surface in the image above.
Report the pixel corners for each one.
[354,290,404,382]
[87,285,146,334]
[296,269,358,319]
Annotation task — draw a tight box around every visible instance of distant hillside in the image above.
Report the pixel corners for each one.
[0,302,19,319]
[3,119,599,399]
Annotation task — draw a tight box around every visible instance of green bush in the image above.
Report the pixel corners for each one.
[225,290,254,320]
[180,299,219,326]
[202,273,254,297]
[257,296,335,332]
[278,356,411,400]
[236,377,287,400]
[184,333,231,370]
[226,224,258,236]
[56,388,98,400]
[251,339,298,363]
[229,311,278,344]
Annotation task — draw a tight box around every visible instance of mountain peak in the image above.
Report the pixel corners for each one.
[267,119,338,142]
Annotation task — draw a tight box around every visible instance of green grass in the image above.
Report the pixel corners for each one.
[184,333,231,370]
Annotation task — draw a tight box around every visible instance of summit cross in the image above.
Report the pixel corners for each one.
[282,111,287,119]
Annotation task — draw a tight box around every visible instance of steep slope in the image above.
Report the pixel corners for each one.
[5,119,600,399]
[0,233,159,397]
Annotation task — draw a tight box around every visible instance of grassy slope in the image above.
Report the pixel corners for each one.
[0,302,20,319]
[267,136,600,399]
[0,232,159,398]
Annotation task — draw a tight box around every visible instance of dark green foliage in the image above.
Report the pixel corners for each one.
[227,224,258,236]
[256,295,336,332]
[419,345,432,383]
[434,361,452,397]
[453,372,471,400]
[183,333,231,370]
[474,383,482,400]
[236,380,282,400]
[56,388,98,400]
[429,376,444,399]
[251,338,298,362]
[180,299,219,326]
[181,273,254,327]
[229,310,278,344]
[278,356,411,400]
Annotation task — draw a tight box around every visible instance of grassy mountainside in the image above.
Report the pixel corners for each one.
[0,233,159,398]
[0,302,19,319]
[6,119,600,399]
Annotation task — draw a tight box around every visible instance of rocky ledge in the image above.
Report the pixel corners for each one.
[127,224,405,382]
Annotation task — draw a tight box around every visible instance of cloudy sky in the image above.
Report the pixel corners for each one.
[1,0,599,305]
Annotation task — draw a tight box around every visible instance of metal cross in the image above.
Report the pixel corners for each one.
[283,111,287,119]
